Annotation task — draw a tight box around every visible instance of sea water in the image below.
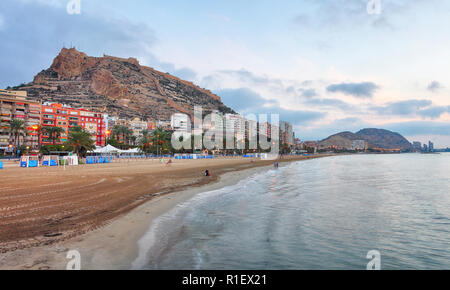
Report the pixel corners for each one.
[133,153,450,270]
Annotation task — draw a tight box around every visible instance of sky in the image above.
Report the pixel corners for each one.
[1,0,450,147]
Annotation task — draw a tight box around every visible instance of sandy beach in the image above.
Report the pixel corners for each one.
[0,155,330,270]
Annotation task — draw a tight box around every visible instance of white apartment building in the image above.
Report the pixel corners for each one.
[171,113,190,132]
[130,118,148,138]
[225,114,246,137]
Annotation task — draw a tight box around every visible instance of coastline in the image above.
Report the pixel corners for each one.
[0,155,331,270]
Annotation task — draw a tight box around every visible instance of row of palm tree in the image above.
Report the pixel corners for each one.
[138,128,171,154]
[6,119,171,156]
[5,119,95,157]
[43,126,66,145]
[111,125,134,145]
[7,120,67,146]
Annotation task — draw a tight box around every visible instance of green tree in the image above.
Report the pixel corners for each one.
[43,126,66,145]
[130,135,137,146]
[151,128,172,155]
[35,125,44,151]
[112,125,133,147]
[41,144,65,155]
[8,119,27,152]
[65,126,95,158]
[139,129,152,152]
[107,136,119,147]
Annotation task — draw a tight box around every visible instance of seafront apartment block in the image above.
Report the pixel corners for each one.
[41,103,106,147]
[0,89,42,153]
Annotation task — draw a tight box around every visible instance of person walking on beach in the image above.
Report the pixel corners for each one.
[274,162,279,169]
[204,170,210,177]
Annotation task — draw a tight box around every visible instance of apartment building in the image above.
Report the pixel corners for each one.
[0,90,41,152]
[41,103,106,146]
[258,122,272,138]
[279,121,294,146]
[171,113,190,132]
[130,118,148,138]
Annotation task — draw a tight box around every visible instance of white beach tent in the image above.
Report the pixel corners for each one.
[124,148,142,154]
[91,144,121,154]
[118,147,142,154]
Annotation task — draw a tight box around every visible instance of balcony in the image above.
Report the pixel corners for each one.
[28,112,41,118]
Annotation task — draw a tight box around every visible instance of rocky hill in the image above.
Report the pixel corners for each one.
[319,131,360,149]
[355,128,412,150]
[319,128,412,150]
[14,48,235,120]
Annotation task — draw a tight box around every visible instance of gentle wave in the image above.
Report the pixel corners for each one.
[134,154,450,270]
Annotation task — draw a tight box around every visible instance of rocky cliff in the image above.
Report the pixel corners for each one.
[17,48,235,120]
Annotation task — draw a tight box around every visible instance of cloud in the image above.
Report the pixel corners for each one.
[291,0,435,31]
[418,106,450,119]
[298,118,450,142]
[202,69,326,106]
[296,117,370,141]
[427,81,443,92]
[0,1,155,88]
[370,99,450,119]
[215,88,326,125]
[371,99,432,115]
[0,0,197,87]
[291,0,392,30]
[383,121,450,136]
[155,63,197,81]
[327,82,379,98]
[215,88,277,111]
[304,98,353,111]
[216,69,282,86]
[298,88,318,98]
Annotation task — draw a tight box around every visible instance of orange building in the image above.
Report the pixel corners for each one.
[41,103,106,146]
[0,90,41,152]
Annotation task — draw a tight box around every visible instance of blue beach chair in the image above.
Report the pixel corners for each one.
[28,160,38,168]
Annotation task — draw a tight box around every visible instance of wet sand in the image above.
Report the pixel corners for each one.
[0,155,331,269]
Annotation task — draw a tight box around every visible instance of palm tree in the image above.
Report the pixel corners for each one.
[111,125,122,141]
[66,126,95,157]
[35,125,44,151]
[151,128,171,155]
[9,119,27,153]
[124,127,133,145]
[43,126,66,145]
[130,135,137,146]
[139,129,152,152]
[111,125,134,147]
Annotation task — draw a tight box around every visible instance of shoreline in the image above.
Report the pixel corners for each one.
[0,154,332,270]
